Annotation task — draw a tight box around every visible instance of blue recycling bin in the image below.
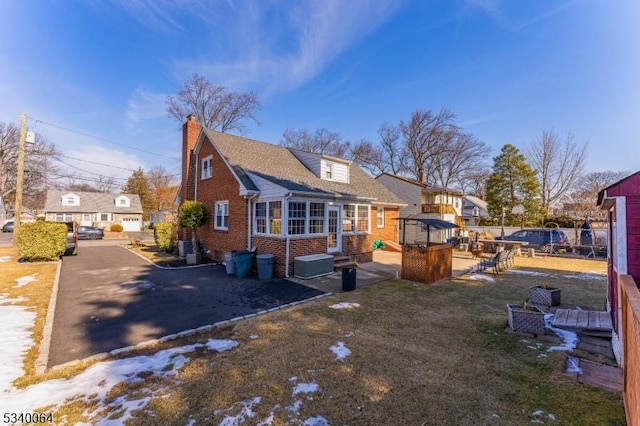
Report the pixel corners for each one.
[256,254,274,280]
[234,250,252,278]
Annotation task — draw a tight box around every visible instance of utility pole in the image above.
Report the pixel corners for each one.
[13,112,27,246]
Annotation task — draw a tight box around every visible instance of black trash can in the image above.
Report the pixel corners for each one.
[342,268,356,292]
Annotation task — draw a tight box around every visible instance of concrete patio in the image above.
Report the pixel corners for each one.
[289,250,479,294]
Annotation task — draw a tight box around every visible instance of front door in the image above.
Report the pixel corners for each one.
[327,206,342,253]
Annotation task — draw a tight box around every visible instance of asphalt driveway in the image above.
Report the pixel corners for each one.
[49,246,324,368]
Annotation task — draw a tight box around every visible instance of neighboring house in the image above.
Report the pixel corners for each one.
[179,115,405,277]
[597,170,640,364]
[150,210,177,225]
[375,173,463,244]
[462,195,490,226]
[44,190,144,231]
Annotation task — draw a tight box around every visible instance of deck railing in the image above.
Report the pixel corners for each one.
[621,274,640,425]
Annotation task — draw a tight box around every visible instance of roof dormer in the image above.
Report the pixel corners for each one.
[115,195,130,208]
[62,192,80,206]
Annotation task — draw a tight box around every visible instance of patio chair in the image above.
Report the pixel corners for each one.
[476,251,505,274]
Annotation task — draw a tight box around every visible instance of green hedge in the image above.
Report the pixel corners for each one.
[17,222,67,261]
[154,222,176,252]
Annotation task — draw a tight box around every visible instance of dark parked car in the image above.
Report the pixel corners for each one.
[496,228,570,251]
[2,221,14,232]
[77,225,104,240]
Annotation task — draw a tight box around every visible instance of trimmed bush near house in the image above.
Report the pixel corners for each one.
[154,222,176,252]
[110,223,124,232]
[17,221,67,261]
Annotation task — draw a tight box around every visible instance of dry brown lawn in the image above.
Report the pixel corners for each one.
[3,250,625,425]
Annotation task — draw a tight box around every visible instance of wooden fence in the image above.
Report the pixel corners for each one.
[401,244,452,284]
[621,274,640,425]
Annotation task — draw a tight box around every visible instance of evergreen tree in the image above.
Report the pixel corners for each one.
[124,168,156,221]
[485,144,541,226]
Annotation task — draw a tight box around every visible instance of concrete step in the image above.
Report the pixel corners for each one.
[334,260,356,270]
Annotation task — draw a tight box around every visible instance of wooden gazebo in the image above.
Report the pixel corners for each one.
[396,218,459,284]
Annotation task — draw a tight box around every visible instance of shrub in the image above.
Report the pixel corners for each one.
[17,221,67,261]
[154,222,176,252]
[110,223,124,232]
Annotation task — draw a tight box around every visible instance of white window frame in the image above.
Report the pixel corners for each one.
[376,207,385,228]
[254,200,283,235]
[343,204,370,234]
[55,213,74,222]
[214,200,229,230]
[201,155,212,180]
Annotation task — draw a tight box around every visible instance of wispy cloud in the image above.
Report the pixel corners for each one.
[125,0,404,95]
[125,88,168,123]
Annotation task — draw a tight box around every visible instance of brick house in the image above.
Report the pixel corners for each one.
[375,173,464,244]
[44,190,144,231]
[179,115,405,277]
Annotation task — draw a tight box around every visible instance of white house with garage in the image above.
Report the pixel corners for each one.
[44,190,144,231]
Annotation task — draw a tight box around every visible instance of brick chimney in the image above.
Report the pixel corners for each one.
[181,114,201,202]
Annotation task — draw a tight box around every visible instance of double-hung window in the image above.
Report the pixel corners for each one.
[201,156,212,179]
[357,204,369,232]
[215,201,229,230]
[309,202,325,234]
[288,201,306,235]
[343,204,369,233]
[255,201,282,235]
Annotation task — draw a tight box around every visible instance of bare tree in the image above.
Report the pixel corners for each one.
[280,128,350,158]
[458,166,492,199]
[400,108,457,184]
[349,123,408,176]
[166,74,260,133]
[562,170,631,220]
[431,132,490,189]
[0,121,62,210]
[146,165,179,211]
[529,130,588,212]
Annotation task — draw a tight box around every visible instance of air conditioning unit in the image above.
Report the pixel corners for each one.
[294,254,334,279]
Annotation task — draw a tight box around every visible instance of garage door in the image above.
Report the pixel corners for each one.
[121,217,141,232]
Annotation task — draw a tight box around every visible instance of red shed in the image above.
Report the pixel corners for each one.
[597,170,640,364]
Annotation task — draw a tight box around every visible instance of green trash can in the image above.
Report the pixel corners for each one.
[256,254,274,280]
[234,250,252,278]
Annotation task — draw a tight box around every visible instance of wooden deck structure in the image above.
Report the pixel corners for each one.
[551,309,612,336]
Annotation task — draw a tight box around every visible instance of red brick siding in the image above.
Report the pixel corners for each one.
[181,116,201,203]
[343,234,373,263]
[252,236,286,277]
[194,137,248,262]
[252,235,328,277]
[371,206,400,242]
[290,237,328,276]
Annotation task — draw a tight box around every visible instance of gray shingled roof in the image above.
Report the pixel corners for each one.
[203,129,405,205]
[44,190,143,213]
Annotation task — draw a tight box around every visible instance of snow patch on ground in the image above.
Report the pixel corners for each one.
[14,274,37,287]
[0,256,11,262]
[329,302,360,309]
[508,270,549,276]
[217,397,261,426]
[303,416,330,425]
[566,356,583,374]
[330,341,351,361]
[0,294,36,393]
[531,409,556,422]
[293,382,320,396]
[545,314,579,352]
[0,336,239,419]
[563,272,606,280]
[468,273,495,282]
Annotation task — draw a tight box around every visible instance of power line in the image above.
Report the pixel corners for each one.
[27,116,181,161]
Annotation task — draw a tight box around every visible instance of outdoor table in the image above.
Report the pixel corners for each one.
[478,239,529,255]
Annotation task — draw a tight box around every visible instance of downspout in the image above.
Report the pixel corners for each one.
[284,193,293,278]
[246,193,258,250]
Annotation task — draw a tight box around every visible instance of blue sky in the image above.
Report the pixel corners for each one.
[1,0,638,186]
